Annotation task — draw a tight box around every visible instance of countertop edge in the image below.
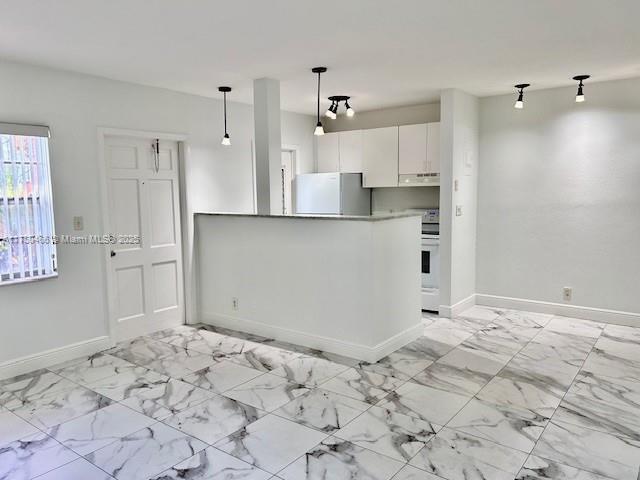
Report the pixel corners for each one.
[194,212,423,222]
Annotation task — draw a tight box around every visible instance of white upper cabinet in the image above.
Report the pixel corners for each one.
[338,130,363,173]
[316,132,340,173]
[426,122,440,174]
[399,123,428,174]
[398,122,440,175]
[362,126,399,188]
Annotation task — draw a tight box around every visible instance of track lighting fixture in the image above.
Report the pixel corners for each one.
[312,67,327,136]
[514,84,530,109]
[218,86,232,146]
[327,96,356,118]
[573,75,590,103]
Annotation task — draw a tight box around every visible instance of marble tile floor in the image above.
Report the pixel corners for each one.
[1,307,640,480]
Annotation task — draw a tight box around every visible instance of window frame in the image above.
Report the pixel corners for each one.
[0,122,58,286]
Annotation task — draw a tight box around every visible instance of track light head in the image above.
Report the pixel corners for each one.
[314,121,325,136]
[514,84,530,109]
[345,100,355,117]
[325,101,337,119]
[573,75,590,103]
[221,133,231,146]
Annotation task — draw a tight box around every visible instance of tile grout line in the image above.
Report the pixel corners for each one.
[518,320,608,478]
[403,312,552,476]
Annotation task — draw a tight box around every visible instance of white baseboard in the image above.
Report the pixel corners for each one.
[476,293,640,327]
[200,312,422,363]
[0,336,112,381]
[439,294,476,318]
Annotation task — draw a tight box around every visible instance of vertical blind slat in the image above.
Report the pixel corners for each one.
[29,137,43,275]
[38,136,56,276]
[8,136,26,278]
[0,138,14,282]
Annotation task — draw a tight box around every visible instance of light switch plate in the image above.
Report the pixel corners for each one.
[73,216,84,231]
[456,205,463,216]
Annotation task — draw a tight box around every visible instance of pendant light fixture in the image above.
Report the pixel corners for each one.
[514,84,530,109]
[218,86,232,146]
[312,67,327,136]
[573,75,590,103]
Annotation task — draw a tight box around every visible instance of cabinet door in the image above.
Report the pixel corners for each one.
[362,127,399,187]
[316,133,340,172]
[426,122,440,174]
[399,123,428,174]
[338,130,363,173]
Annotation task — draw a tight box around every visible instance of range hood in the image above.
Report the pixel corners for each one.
[398,173,440,187]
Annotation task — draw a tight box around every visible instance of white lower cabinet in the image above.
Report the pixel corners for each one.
[362,126,399,188]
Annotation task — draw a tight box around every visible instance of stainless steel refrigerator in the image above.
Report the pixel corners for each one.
[294,173,371,216]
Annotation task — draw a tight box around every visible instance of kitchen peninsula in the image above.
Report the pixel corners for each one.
[195,212,422,362]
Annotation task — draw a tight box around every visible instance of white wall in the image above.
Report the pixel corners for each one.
[196,214,422,361]
[477,77,640,315]
[0,60,315,366]
[325,103,440,132]
[439,90,479,311]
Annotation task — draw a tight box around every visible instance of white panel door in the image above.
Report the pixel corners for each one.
[338,130,363,173]
[427,122,441,174]
[362,127,399,187]
[316,133,340,172]
[105,136,184,341]
[399,123,428,174]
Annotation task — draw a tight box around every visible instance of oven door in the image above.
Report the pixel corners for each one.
[421,238,440,288]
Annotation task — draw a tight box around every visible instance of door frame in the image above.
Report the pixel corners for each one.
[281,144,299,215]
[97,128,189,346]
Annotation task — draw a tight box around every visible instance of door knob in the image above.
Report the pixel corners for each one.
[110,250,116,258]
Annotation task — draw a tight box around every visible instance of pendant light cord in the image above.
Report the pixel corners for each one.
[223,92,228,135]
[317,71,321,122]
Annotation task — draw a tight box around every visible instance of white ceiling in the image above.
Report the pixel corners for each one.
[1,0,639,114]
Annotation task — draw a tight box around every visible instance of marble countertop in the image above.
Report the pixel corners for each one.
[195,211,422,222]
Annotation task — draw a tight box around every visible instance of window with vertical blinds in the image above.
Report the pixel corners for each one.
[0,123,57,285]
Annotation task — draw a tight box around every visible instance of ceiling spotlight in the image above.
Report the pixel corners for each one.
[514,84,530,109]
[218,86,232,146]
[573,75,590,103]
[325,101,337,119]
[345,100,355,117]
[312,67,327,136]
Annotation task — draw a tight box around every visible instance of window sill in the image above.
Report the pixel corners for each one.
[0,272,58,287]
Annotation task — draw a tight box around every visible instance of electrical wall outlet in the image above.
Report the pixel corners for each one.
[73,216,84,231]
[563,287,572,302]
[232,297,239,311]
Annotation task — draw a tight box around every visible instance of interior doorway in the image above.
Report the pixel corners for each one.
[280,147,297,215]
